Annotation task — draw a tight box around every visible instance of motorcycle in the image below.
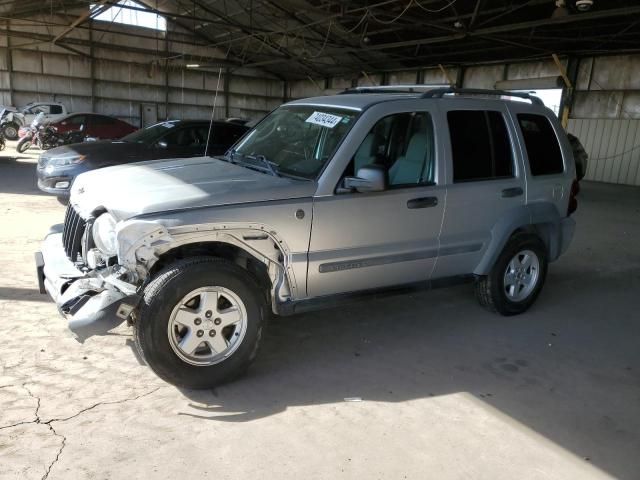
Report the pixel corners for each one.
[16,113,86,153]
[0,108,21,141]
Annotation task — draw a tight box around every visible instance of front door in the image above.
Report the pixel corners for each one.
[307,110,445,297]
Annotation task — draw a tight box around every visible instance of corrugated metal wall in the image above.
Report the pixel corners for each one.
[0,16,284,126]
[568,119,640,186]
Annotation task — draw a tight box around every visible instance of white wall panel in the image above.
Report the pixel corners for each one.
[569,118,640,186]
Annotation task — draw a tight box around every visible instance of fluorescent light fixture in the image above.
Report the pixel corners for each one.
[186,64,201,68]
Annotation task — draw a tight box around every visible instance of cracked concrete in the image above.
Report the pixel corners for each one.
[2,382,160,480]
[1,148,639,479]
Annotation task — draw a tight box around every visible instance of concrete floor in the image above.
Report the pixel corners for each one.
[0,143,639,480]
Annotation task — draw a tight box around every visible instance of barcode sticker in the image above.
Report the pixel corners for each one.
[305,111,343,128]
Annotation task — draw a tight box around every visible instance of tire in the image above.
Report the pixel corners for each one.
[3,122,19,141]
[16,137,32,153]
[133,256,267,389]
[475,233,548,316]
[56,196,69,206]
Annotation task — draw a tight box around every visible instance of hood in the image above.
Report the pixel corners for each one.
[71,156,316,220]
[41,140,144,159]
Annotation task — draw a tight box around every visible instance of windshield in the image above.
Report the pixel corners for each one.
[121,121,179,144]
[231,105,358,179]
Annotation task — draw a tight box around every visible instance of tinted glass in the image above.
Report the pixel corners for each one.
[448,110,513,182]
[488,111,514,178]
[30,106,50,115]
[517,114,564,175]
[121,121,180,144]
[68,115,86,125]
[210,125,246,145]
[92,115,116,125]
[162,126,207,147]
[50,105,63,114]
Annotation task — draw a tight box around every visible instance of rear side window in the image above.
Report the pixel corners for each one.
[92,115,117,125]
[517,114,564,176]
[68,115,86,125]
[448,110,514,182]
[50,105,63,115]
[210,125,245,145]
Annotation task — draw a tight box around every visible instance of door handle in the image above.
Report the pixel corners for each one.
[501,187,523,198]
[407,197,438,209]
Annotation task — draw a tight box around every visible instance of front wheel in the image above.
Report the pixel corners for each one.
[16,136,32,153]
[133,256,266,389]
[3,122,19,140]
[475,233,548,315]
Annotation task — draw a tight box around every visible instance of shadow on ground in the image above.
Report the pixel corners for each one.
[0,156,44,195]
[176,182,640,479]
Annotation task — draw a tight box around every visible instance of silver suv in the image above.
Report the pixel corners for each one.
[35,88,578,388]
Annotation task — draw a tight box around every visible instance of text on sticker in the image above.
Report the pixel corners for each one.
[305,111,343,129]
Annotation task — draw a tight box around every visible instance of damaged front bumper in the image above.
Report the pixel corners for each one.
[36,232,139,336]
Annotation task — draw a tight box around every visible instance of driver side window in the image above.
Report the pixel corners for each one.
[344,111,436,187]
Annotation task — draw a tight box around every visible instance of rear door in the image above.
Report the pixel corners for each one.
[510,106,572,215]
[433,102,526,278]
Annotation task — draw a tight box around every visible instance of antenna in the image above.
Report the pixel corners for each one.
[205,67,223,157]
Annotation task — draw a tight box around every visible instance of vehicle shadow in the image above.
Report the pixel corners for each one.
[175,261,640,479]
[0,155,45,195]
[0,286,50,302]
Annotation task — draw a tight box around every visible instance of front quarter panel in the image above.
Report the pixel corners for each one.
[131,197,314,301]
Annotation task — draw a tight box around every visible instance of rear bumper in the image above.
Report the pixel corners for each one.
[37,233,138,337]
[558,216,576,258]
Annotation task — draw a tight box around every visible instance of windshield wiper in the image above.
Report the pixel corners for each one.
[227,151,280,177]
[253,154,280,177]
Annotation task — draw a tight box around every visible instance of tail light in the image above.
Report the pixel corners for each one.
[567,179,580,216]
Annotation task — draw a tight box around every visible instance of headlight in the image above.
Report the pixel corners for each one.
[50,154,86,167]
[92,213,118,256]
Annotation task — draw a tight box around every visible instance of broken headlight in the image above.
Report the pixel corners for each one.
[92,212,118,256]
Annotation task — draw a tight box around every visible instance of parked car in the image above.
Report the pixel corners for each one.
[48,113,136,140]
[36,119,249,201]
[2,102,68,139]
[36,88,579,389]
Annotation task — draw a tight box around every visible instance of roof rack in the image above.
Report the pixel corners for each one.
[421,87,544,106]
[340,84,447,95]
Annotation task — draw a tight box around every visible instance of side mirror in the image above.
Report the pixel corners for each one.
[156,140,168,149]
[341,164,388,193]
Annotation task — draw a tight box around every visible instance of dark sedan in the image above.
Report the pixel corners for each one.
[36,119,249,200]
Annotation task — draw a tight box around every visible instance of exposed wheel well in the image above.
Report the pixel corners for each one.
[149,242,272,300]
[511,224,557,259]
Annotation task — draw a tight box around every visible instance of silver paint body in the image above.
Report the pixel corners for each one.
[39,93,577,329]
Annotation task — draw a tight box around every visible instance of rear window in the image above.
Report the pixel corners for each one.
[448,110,514,182]
[517,114,564,176]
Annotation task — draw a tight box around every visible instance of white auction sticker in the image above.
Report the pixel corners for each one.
[305,111,343,128]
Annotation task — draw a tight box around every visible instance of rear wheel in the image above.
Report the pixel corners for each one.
[475,233,548,315]
[133,256,266,389]
[16,137,32,153]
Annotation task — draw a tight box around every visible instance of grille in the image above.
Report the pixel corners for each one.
[62,205,86,263]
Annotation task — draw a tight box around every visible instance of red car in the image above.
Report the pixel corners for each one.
[19,113,136,139]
